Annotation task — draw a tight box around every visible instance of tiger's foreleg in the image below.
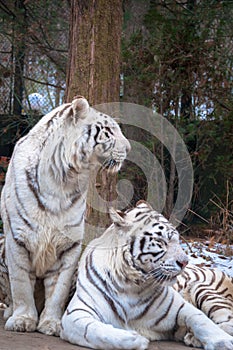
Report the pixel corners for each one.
[4,236,38,332]
[37,243,81,336]
[61,302,149,350]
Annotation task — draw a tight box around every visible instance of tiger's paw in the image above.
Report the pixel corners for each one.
[126,331,149,350]
[37,318,61,336]
[184,332,202,348]
[5,314,37,332]
[112,330,149,350]
[204,339,233,350]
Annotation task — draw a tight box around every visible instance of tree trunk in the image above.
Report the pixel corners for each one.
[65,0,122,105]
[65,0,123,237]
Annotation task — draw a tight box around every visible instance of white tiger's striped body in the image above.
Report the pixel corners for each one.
[61,201,233,350]
[0,96,130,336]
[175,264,233,336]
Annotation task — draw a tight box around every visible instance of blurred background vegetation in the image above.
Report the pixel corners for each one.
[0,0,232,239]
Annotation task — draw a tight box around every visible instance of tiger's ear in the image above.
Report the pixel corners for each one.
[72,96,89,119]
[136,200,153,210]
[109,208,132,228]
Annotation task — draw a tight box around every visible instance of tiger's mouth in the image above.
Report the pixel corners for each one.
[146,268,181,286]
[101,158,123,173]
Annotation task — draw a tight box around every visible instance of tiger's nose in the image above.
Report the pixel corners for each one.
[176,257,188,270]
[125,138,131,154]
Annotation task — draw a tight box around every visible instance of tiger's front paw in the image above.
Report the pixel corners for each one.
[37,317,61,336]
[204,335,233,350]
[125,331,149,350]
[205,340,233,350]
[112,330,149,350]
[5,314,37,332]
[184,332,202,348]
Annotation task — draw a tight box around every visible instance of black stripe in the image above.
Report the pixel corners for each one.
[173,302,185,335]
[144,217,152,225]
[63,104,74,121]
[58,141,67,182]
[12,161,37,226]
[153,293,174,326]
[105,269,125,293]
[85,252,126,322]
[16,205,34,231]
[105,127,114,135]
[132,290,161,320]
[67,307,93,316]
[139,251,165,263]
[84,321,95,341]
[86,125,92,142]
[94,126,101,143]
[47,105,72,127]
[64,210,85,229]
[25,167,45,211]
[135,214,148,222]
[77,292,105,322]
[215,272,225,290]
[130,236,135,256]
[207,303,231,318]
[67,190,82,209]
[58,241,81,260]
[140,237,146,252]
[121,250,142,283]
[47,111,59,128]
[103,141,113,152]
[50,140,67,182]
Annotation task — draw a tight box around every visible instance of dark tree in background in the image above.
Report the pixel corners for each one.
[122,0,233,224]
[65,0,123,235]
[65,0,122,105]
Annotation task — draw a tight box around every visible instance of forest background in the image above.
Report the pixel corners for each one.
[0,0,232,244]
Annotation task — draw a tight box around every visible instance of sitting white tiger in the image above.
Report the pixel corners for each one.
[61,201,233,350]
[0,96,130,336]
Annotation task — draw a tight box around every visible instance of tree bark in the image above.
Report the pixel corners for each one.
[65,0,122,105]
[65,0,123,235]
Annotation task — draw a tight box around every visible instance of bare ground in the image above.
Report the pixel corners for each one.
[0,311,199,350]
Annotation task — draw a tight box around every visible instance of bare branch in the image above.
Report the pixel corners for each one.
[23,75,65,90]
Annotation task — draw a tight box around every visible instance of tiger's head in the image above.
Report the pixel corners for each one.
[69,96,131,173]
[108,201,189,286]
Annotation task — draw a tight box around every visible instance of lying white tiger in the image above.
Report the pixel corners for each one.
[0,96,130,336]
[61,201,233,350]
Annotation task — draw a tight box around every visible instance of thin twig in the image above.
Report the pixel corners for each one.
[188,208,209,224]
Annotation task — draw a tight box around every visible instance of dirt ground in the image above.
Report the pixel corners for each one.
[0,311,199,350]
